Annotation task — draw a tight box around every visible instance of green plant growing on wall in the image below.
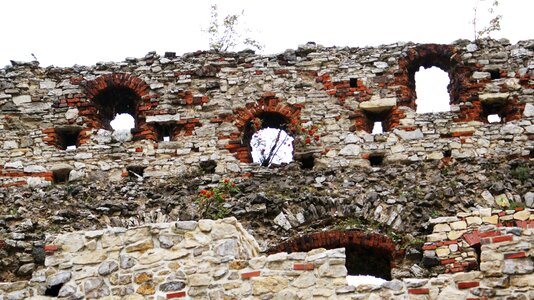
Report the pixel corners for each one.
[510,163,529,182]
[471,0,502,40]
[196,179,239,219]
[206,4,263,52]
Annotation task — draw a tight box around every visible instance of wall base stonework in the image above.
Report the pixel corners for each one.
[0,213,532,299]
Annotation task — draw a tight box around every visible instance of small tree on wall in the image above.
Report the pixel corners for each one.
[471,0,502,40]
[249,117,320,167]
[205,3,263,52]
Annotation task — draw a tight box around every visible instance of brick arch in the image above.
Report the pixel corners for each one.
[80,73,159,140]
[268,230,400,257]
[395,44,464,110]
[268,230,403,280]
[221,93,302,163]
[82,73,150,100]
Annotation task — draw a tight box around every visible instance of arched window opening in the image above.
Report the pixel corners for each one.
[415,66,450,113]
[245,112,294,167]
[93,86,140,131]
[268,230,398,286]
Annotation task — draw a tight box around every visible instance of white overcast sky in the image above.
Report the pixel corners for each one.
[1,0,532,67]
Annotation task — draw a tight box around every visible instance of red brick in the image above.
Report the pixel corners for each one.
[166,291,186,299]
[440,258,456,265]
[408,288,429,294]
[492,235,513,243]
[293,263,314,270]
[463,231,480,246]
[458,281,479,289]
[422,244,437,250]
[479,230,500,238]
[504,252,526,259]
[241,271,261,279]
[44,245,58,252]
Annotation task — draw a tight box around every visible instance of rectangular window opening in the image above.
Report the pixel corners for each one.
[156,124,175,142]
[349,78,358,88]
[371,122,383,135]
[52,168,72,184]
[369,153,385,167]
[55,127,82,150]
[126,165,146,179]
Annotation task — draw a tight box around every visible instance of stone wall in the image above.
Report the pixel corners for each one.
[0,216,532,299]
[1,38,533,295]
[0,39,533,188]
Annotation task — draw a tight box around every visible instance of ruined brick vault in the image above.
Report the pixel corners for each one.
[0,38,533,299]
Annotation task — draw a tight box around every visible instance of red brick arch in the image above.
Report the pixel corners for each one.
[221,93,302,163]
[82,73,150,100]
[80,73,159,140]
[268,229,404,280]
[268,230,400,257]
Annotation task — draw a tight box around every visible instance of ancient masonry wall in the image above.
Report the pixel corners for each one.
[0,214,532,299]
[0,39,533,187]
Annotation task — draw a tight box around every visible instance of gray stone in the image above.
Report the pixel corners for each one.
[214,239,239,257]
[525,192,534,208]
[339,144,361,156]
[394,129,424,140]
[359,97,396,113]
[524,103,534,117]
[146,114,180,123]
[58,283,77,298]
[12,95,31,105]
[382,279,403,291]
[159,281,186,292]
[473,71,491,79]
[84,277,110,299]
[479,93,509,103]
[174,221,198,231]
[500,124,524,135]
[16,263,34,276]
[158,235,174,249]
[112,130,133,142]
[403,278,428,288]
[98,261,118,276]
[119,255,136,269]
[3,141,18,150]
[273,212,292,230]
[503,258,534,274]
[47,271,71,287]
[291,272,317,288]
[466,44,478,52]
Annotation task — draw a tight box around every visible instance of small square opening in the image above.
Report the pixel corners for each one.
[299,153,315,170]
[55,127,82,150]
[371,122,383,135]
[489,70,501,80]
[126,165,146,179]
[369,153,384,166]
[52,168,72,184]
[443,150,452,158]
[155,124,175,142]
[349,78,358,88]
